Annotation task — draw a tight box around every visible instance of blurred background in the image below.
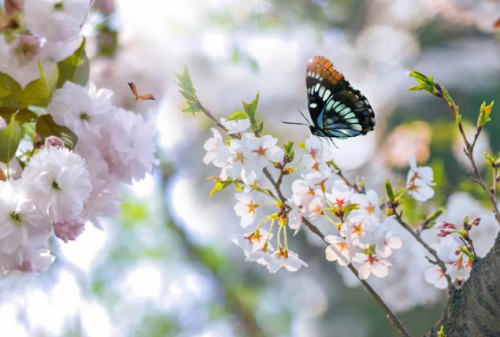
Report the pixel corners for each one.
[1,0,500,336]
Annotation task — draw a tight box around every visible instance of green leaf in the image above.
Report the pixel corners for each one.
[477,101,494,127]
[242,92,260,132]
[437,325,446,337]
[36,115,78,149]
[15,109,38,124]
[425,207,445,229]
[20,62,57,108]
[0,117,22,164]
[56,38,89,88]
[284,141,295,162]
[0,107,18,124]
[225,110,248,121]
[209,179,234,196]
[181,106,201,114]
[0,72,22,108]
[385,179,396,203]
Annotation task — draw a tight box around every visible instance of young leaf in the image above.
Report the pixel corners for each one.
[242,92,260,132]
[20,62,58,108]
[36,115,78,149]
[477,101,494,127]
[209,179,234,197]
[0,72,23,108]
[0,117,22,164]
[56,38,89,88]
[225,110,247,121]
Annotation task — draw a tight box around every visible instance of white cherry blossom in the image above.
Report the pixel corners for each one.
[267,249,308,273]
[220,118,250,135]
[407,155,435,202]
[325,234,355,266]
[245,135,284,170]
[424,265,448,290]
[354,253,392,280]
[203,128,232,167]
[351,190,381,223]
[234,193,259,227]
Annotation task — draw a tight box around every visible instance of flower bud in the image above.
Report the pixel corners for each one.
[53,217,85,243]
[13,35,40,66]
[0,116,7,131]
[44,136,65,149]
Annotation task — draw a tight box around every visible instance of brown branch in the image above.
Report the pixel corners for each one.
[301,219,412,337]
[390,205,455,294]
[335,169,364,194]
[441,97,500,226]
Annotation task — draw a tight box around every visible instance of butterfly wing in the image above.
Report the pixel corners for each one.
[306,56,375,139]
[128,82,138,98]
[137,94,156,101]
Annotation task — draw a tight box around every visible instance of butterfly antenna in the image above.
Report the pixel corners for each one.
[298,109,313,126]
[282,121,309,126]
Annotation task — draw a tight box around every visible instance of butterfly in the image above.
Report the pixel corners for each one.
[128,82,156,101]
[284,56,375,140]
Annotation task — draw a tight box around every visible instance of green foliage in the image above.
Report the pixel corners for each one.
[21,62,58,108]
[284,141,295,162]
[0,72,22,108]
[56,38,89,88]
[385,179,396,203]
[225,110,247,121]
[175,67,201,114]
[407,69,440,96]
[438,325,447,337]
[36,115,78,149]
[197,245,227,272]
[242,92,260,134]
[135,315,179,337]
[209,177,235,197]
[424,207,445,229]
[0,117,22,164]
[120,202,149,229]
[477,101,494,127]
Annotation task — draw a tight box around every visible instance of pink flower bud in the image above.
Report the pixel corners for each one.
[4,0,23,17]
[0,116,7,131]
[45,136,65,149]
[53,217,85,243]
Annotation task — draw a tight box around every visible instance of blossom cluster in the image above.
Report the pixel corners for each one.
[0,0,91,87]
[204,120,410,278]
[0,0,157,278]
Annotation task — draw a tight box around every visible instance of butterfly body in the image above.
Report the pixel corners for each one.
[305,56,375,139]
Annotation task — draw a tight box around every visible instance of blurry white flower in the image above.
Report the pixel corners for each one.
[75,142,121,223]
[22,147,92,222]
[25,0,90,43]
[354,253,392,279]
[0,246,54,276]
[44,136,65,149]
[351,190,381,223]
[424,265,448,290]
[0,35,59,88]
[53,217,85,243]
[0,117,7,131]
[220,118,250,135]
[325,234,354,266]
[108,108,158,183]
[234,193,258,227]
[245,134,284,169]
[407,155,435,202]
[48,82,114,138]
[203,128,231,167]
[359,218,402,258]
[230,229,271,260]
[0,180,51,254]
[267,249,308,273]
[432,235,472,285]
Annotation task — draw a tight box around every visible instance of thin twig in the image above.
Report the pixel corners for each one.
[335,169,364,194]
[390,205,454,294]
[442,97,500,226]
